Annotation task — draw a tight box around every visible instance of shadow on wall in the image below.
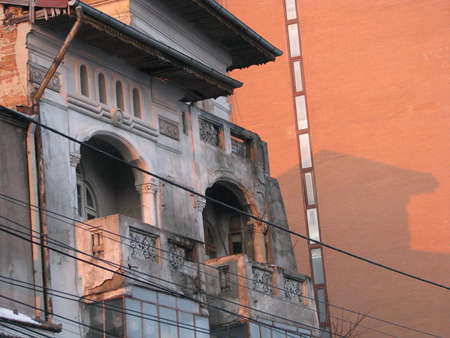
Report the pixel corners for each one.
[311,149,441,255]
[278,150,450,336]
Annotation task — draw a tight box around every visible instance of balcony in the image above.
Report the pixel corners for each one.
[76,214,202,299]
[205,254,319,336]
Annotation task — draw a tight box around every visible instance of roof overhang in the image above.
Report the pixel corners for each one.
[33,2,244,102]
[160,0,283,71]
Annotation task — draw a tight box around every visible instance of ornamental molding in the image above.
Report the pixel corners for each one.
[136,178,159,194]
[67,93,158,142]
[159,117,180,140]
[70,151,81,167]
[252,266,273,295]
[168,243,186,271]
[29,63,61,92]
[199,118,221,147]
[284,276,303,303]
[195,196,207,211]
[129,228,158,262]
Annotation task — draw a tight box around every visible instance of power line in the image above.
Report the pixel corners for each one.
[0,276,233,338]
[0,221,328,338]
[0,196,402,337]
[0,190,440,337]
[5,106,448,292]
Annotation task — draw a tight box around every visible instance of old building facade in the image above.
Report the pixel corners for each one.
[0,0,320,337]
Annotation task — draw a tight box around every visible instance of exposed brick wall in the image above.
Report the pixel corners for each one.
[0,5,30,109]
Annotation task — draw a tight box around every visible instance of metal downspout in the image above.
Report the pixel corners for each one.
[32,6,83,321]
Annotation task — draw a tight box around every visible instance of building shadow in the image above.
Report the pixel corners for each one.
[277,149,449,336]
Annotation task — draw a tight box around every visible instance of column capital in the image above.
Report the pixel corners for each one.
[136,178,159,194]
[195,196,207,211]
[70,151,81,167]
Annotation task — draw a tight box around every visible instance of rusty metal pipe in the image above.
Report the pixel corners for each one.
[33,6,84,108]
[32,6,83,320]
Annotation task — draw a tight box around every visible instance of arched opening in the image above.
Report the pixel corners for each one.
[115,81,125,111]
[98,73,107,104]
[132,88,141,118]
[80,65,89,97]
[202,182,252,260]
[77,135,141,221]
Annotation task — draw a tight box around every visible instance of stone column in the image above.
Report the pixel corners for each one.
[195,196,207,240]
[136,178,158,226]
[70,151,81,216]
[251,220,267,263]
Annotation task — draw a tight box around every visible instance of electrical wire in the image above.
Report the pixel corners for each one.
[5,107,448,292]
[0,321,43,338]
[0,276,232,338]
[0,193,438,337]
[0,221,328,338]
[0,205,395,338]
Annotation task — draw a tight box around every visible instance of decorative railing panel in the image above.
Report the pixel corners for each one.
[284,276,303,303]
[169,243,186,271]
[252,266,273,295]
[129,228,158,262]
[199,119,221,147]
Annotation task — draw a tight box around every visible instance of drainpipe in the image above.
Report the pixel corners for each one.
[32,6,84,108]
[32,6,84,321]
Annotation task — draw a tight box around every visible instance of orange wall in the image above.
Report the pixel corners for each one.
[224,0,449,336]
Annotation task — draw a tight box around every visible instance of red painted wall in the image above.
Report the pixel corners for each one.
[223,0,450,336]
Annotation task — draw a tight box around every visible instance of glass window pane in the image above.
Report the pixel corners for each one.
[104,299,124,337]
[143,303,158,337]
[295,95,307,129]
[273,329,287,338]
[195,316,210,338]
[179,312,194,338]
[98,73,107,104]
[260,323,271,338]
[133,287,157,303]
[311,248,324,284]
[86,302,103,338]
[160,307,177,337]
[299,134,312,168]
[250,322,261,338]
[285,0,297,20]
[316,289,328,323]
[126,298,142,338]
[306,208,320,243]
[293,61,303,92]
[288,24,301,57]
[304,172,315,205]
[178,298,198,313]
[158,293,176,307]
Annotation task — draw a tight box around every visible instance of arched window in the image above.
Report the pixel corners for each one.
[80,65,89,97]
[116,81,125,111]
[98,73,107,104]
[76,165,98,220]
[203,183,250,259]
[132,88,141,118]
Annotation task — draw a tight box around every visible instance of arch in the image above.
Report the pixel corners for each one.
[79,64,90,97]
[74,131,153,223]
[115,80,125,111]
[132,88,142,118]
[202,179,259,260]
[204,172,261,218]
[74,128,152,176]
[97,72,108,104]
